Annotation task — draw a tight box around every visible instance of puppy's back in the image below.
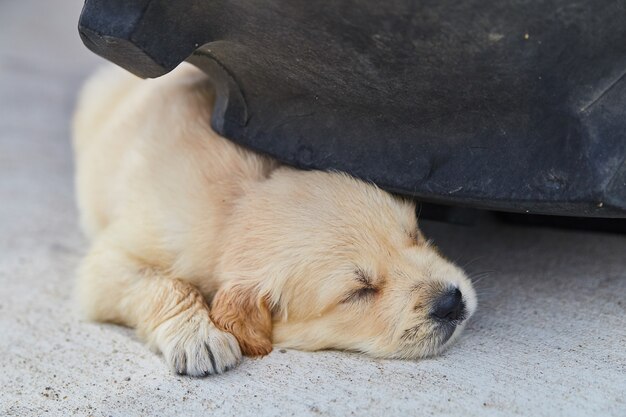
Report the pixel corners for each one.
[72,64,277,257]
[72,65,142,154]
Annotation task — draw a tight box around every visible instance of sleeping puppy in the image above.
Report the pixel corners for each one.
[72,64,477,376]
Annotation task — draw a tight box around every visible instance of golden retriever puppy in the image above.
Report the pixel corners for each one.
[73,64,477,376]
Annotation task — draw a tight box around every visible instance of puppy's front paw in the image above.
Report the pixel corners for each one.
[152,312,242,376]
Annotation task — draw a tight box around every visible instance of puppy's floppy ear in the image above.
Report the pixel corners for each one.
[210,283,273,357]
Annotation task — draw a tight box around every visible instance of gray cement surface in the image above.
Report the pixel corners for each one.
[1,1,624,416]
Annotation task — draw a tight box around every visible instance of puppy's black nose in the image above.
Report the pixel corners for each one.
[431,288,465,321]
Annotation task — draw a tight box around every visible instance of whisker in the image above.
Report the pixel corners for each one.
[467,270,497,286]
[460,256,486,269]
[470,276,486,285]
[472,288,497,295]
[468,269,496,278]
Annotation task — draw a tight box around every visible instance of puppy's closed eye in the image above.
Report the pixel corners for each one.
[342,269,378,303]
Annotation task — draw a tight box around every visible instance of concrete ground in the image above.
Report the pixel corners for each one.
[1,1,624,416]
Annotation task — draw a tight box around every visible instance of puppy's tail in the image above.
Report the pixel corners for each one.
[72,65,142,154]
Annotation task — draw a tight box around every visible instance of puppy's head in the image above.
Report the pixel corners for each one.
[211,169,477,359]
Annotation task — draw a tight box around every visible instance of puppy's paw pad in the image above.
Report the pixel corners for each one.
[156,314,242,376]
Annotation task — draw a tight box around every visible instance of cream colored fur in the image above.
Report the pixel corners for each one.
[73,64,477,376]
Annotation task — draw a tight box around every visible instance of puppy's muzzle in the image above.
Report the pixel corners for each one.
[431,288,466,322]
[431,288,467,343]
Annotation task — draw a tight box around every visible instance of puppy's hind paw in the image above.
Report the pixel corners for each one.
[154,312,242,376]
